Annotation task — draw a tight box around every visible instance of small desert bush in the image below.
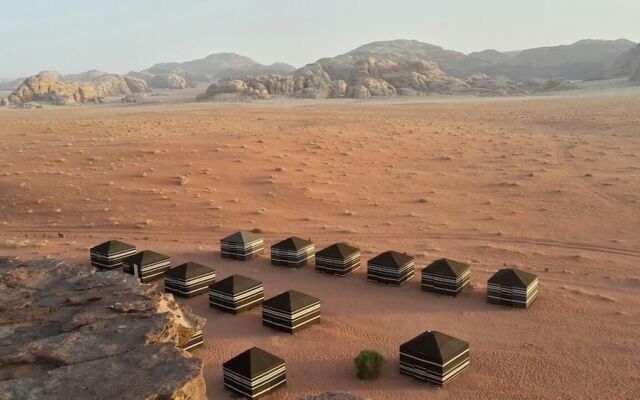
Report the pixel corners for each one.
[354,350,384,380]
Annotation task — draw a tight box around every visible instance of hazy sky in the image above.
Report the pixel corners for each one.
[1,0,638,79]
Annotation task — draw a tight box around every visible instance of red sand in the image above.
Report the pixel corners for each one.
[1,96,639,399]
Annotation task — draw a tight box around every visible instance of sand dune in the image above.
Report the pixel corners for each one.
[1,95,639,399]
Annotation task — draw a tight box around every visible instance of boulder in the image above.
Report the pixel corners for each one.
[0,97,7,107]
[0,257,206,400]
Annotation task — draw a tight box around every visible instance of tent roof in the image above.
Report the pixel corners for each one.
[400,330,469,364]
[271,236,313,251]
[223,347,285,378]
[221,230,263,244]
[368,251,413,267]
[488,268,537,287]
[90,240,135,255]
[316,242,360,258]
[423,258,470,276]
[262,290,320,312]
[210,274,262,293]
[165,261,213,279]
[123,250,169,265]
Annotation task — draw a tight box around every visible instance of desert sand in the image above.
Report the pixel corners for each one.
[1,94,639,399]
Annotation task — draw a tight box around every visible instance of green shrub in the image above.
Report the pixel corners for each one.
[354,350,384,380]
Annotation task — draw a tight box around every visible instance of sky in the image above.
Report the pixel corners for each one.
[0,0,639,79]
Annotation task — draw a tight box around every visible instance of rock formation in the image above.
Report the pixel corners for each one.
[197,62,346,101]
[7,71,149,105]
[7,72,100,105]
[345,58,396,98]
[65,70,149,97]
[197,56,535,101]
[137,71,188,89]
[0,257,206,400]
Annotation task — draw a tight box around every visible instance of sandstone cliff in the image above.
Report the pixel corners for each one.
[7,71,149,105]
[145,71,189,89]
[0,257,206,400]
[7,72,100,105]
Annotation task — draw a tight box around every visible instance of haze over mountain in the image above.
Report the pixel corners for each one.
[481,39,637,80]
[131,53,295,84]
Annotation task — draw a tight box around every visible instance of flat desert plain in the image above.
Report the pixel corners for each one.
[1,95,639,399]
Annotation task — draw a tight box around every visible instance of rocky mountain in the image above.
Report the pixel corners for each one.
[481,39,636,80]
[632,65,640,82]
[613,44,640,78]
[315,39,470,79]
[6,70,148,105]
[467,49,519,68]
[135,52,295,88]
[200,38,603,102]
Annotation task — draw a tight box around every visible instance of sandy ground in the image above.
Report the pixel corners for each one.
[1,95,639,399]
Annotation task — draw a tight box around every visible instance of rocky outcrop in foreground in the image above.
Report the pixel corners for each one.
[0,257,206,400]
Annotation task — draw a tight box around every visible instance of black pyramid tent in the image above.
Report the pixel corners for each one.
[262,290,321,334]
[367,251,415,285]
[122,250,171,283]
[270,236,315,268]
[181,326,204,352]
[209,274,264,314]
[90,240,136,270]
[164,261,216,298]
[315,242,361,276]
[400,330,470,386]
[487,268,538,308]
[421,258,471,296]
[223,347,286,399]
[220,230,264,260]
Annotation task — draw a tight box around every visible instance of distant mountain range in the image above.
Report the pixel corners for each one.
[313,38,637,81]
[2,38,639,105]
